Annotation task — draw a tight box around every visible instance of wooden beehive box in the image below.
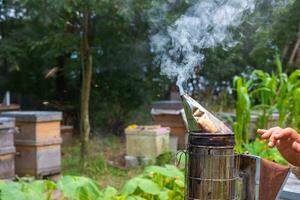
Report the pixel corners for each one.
[125,125,170,158]
[60,125,73,147]
[15,139,61,177]
[151,101,187,149]
[0,111,62,178]
[0,117,16,179]
[0,111,62,143]
[0,146,16,179]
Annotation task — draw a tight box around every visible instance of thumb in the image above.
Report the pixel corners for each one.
[292,141,300,153]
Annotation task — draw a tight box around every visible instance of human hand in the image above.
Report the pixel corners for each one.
[257,127,300,166]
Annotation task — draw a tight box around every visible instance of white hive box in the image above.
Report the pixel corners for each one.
[125,125,170,158]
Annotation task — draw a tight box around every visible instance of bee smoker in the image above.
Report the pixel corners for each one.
[181,94,290,200]
[181,94,239,199]
[185,132,239,200]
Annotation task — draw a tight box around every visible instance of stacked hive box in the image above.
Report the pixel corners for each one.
[125,125,170,167]
[0,117,16,179]
[151,101,187,149]
[0,111,62,178]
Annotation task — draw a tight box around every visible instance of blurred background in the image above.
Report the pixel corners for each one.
[0,0,300,198]
[0,0,298,135]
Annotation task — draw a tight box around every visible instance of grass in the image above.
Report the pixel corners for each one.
[61,135,143,190]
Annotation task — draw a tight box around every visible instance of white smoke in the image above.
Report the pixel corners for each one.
[150,0,256,94]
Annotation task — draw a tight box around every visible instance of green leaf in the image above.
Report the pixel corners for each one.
[121,178,138,195]
[174,180,184,188]
[144,165,183,179]
[159,190,169,200]
[127,196,147,200]
[103,186,118,200]
[275,53,283,76]
[0,181,46,200]
[136,178,160,195]
[57,176,101,199]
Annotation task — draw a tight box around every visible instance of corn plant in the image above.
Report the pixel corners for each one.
[287,70,300,129]
[233,76,251,151]
[234,55,300,132]
[233,54,300,162]
[248,70,277,128]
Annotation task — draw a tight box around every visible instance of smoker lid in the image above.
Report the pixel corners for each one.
[0,111,62,122]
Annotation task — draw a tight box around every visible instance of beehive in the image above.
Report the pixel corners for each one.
[60,125,73,147]
[0,111,62,178]
[0,117,16,179]
[0,111,61,143]
[125,125,170,158]
[15,138,61,177]
[151,101,187,149]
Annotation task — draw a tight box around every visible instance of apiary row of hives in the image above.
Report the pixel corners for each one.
[0,111,64,179]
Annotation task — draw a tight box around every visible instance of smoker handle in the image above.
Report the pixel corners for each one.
[175,150,187,167]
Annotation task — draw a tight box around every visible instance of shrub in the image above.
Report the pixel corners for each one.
[0,165,185,200]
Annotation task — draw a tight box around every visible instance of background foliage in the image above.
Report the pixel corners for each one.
[0,0,299,133]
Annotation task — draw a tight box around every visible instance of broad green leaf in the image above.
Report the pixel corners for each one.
[174,180,184,188]
[121,178,138,195]
[103,186,118,200]
[159,190,169,200]
[0,182,46,200]
[127,196,147,200]
[145,165,183,179]
[136,178,160,195]
[57,176,101,199]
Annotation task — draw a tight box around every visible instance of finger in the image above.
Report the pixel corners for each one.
[261,131,272,139]
[274,128,298,141]
[268,129,281,147]
[257,129,267,135]
[261,127,281,139]
[292,141,300,153]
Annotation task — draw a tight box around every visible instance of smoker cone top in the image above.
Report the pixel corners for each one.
[181,94,232,134]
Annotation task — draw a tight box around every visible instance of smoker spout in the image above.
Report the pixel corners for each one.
[181,93,232,134]
[181,94,200,132]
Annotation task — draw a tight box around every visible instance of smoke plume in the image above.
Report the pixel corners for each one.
[150,0,256,94]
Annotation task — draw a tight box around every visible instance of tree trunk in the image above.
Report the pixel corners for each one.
[56,55,68,102]
[288,24,300,66]
[80,4,92,163]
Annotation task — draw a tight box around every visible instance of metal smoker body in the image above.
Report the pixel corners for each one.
[185,133,290,200]
[186,132,239,200]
